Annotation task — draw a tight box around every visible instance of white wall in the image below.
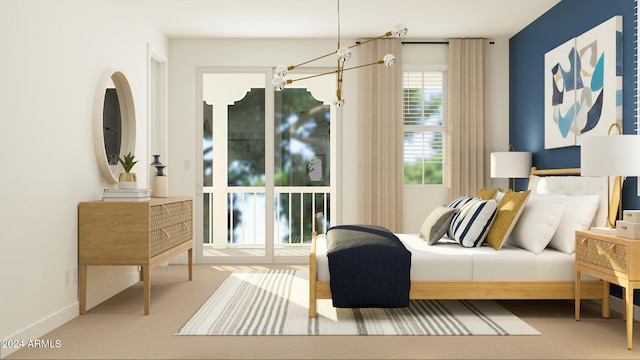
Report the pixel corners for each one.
[168,38,510,235]
[0,1,167,357]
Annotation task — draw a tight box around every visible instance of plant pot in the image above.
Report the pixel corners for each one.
[118,172,137,189]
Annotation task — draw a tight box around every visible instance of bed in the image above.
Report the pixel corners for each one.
[308,167,613,317]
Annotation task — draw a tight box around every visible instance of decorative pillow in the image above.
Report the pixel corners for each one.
[448,196,479,209]
[548,195,600,254]
[476,188,498,200]
[446,196,480,238]
[419,206,460,245]
[449,199,498,248]
[507,194,566,254]
[485,189,531,250]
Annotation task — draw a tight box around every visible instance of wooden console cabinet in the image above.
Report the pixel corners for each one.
[78,196,193,315]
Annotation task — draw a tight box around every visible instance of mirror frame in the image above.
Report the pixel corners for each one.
[92,69,136,184]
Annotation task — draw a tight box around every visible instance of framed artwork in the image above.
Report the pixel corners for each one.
[545,37,578,149]
[544,16,622,149]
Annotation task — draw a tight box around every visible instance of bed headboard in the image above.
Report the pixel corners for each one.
[527,167,610,228]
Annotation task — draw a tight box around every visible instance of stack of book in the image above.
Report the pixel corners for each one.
[102,189,152,202]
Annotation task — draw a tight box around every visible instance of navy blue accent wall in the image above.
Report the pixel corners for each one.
[510,0,638,305]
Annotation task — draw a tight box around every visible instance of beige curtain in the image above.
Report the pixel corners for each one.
[358,39,404,232]
[447,39,491,200]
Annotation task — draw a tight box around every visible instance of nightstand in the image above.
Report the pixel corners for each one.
[575,230,640,349]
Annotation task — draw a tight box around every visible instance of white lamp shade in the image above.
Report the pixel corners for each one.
[490,152,532,178]
[581,135,640,176]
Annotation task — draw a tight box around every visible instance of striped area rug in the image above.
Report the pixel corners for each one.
[176,269,540,336]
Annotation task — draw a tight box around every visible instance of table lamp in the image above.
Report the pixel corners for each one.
[580,132,640,230]
[491,147,532,190]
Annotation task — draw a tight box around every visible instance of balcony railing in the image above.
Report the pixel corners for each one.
[203,186,330,248]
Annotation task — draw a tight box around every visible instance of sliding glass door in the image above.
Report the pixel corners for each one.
[197,69,335,263]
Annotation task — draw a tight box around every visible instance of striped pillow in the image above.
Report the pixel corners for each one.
[449,198,498,248]
[447,196,479,238]
[448,196,479,209]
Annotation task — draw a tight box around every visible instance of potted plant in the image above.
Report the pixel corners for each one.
[117,151,138,189]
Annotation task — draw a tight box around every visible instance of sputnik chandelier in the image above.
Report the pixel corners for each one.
[271,0,407,107]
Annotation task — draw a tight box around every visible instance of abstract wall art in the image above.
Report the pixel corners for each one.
[544,16,622,149]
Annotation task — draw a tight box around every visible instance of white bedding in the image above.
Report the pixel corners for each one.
[315,233,584,282]
[316,174,607,284]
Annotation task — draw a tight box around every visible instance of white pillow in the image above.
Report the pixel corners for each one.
[548,195,599,254]
[507,194,566,254]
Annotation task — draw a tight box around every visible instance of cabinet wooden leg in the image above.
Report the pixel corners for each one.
[602,281,610,318]
[188,248,193,281]
[79,265,87,315]
[626,286,633,350]
[143,265,150,315]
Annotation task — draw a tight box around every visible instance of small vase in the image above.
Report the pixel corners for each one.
[150,155,162,166]
[152,176,168,197]
[150,155,168,197]
[118,172,137,189]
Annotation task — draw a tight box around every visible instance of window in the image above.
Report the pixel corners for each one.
[403,70,447,185]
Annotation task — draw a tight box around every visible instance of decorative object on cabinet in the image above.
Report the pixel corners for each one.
[544,16,622,149]
[575,230,640,349]
[616,210,640,239]
[117,151,138,189]
[102,188,151,202]
[78,197,193,315]
[92,69,136,184]
[150,154,168,197]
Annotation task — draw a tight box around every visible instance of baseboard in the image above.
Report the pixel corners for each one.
[85,271,141,310]
[1,271,141,359]
[608,295,640,321]
[0,303,77,359]
[167,253,189,265]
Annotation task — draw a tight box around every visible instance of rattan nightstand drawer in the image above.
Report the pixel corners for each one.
[575,236,627,273]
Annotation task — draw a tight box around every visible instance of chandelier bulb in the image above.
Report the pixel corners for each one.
[383,54,396,66]
[275,65,289,77]
[337,47,352,62]
[393,23,408,37]
[271,76,287,91]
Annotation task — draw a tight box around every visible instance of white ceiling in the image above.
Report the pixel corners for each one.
[130,0,562,40]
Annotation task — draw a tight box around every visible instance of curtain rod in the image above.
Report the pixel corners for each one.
[356,41,495,45]
[402,41,448,44]
[401,41,495,45]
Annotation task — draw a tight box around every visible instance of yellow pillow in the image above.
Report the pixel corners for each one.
[476,188,498,200]
[485,189,531,250]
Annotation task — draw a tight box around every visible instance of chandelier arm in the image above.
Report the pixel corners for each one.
[348,32,393,49]
[287,59,387,86]
[342,59,385,72]
[290,50,339,70]
[287,69,340,84]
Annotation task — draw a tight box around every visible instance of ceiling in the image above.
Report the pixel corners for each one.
[129,0,562,40]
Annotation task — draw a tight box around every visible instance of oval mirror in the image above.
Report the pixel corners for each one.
[92,70,136,184]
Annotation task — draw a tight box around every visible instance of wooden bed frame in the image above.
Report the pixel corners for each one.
[308,167,609,318]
